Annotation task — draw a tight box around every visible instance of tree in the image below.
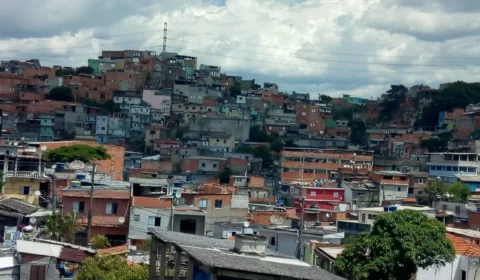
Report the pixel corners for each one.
[44,144,111,163]
[249,125,275,142]
[447,182,470,203]
[284,139,297,148]
[470,129,480,139]
[91,235,110,249]
[420,132,452,152]
[270,139,284,153]
[348,119,367,146]
[76,66,94,75]
[334,210,455,280]
[75,255,148,280]
[332,105,362,120]
[425,179,447,205]
[230,82,241,98]
[56,68,75,77]
[218,168,233,183]
[82,98,119,114]
[42,213,77,242]
[378,85,407,121]
[319,94,332,103]
[252,146,273,168]
[48,86,74,102]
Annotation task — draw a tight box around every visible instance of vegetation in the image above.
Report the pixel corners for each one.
[416,81,480,127]
[270,139,284,152]
[45,144,111,163]
[425,179,447,205]
[48,86,74,102]
[135,239,152,251]
[334,210,455,280]
[332,105,362,120]
[348,119,367,146]
[218,168,233,183]
[284,139,297,148]
[252,146,273,167]
[470,129,480,139]
[447,182,470,203]
[230,82,241,98]
[42,213,77,243]
[319,94,332,103]
[249,125,276,142]
[55,68,76,77]
[378,85,407,121]
[91,235,110,249]
[420,132,452,152]
[82,98,120,114]
[76,66,94,75]
[75,255,148,280]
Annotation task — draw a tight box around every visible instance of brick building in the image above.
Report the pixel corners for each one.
[296,103,326,135]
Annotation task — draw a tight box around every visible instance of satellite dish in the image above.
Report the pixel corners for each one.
[466,203,477,211]
[34,191,41,196]
[20,137,25,141]
[118,217,125,224]
[13,142,18,146]
[29,217,37,225]
[41,146,47,151]
[174,192,182,199]
[70,160,86,170]
[269,215,284,225]
[325,213,330,218]
[243,221,250,228]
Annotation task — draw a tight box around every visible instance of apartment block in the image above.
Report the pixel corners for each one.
[427,152,480,183]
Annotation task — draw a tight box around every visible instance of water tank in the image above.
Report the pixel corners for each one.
[173,182,183,188]
[55,163,66,170]
[76,174,87,181]
[383,206,389,212]
[389,206,398,212]
[71,181,81,188]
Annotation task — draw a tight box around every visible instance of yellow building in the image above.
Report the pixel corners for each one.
[3,172,49,205]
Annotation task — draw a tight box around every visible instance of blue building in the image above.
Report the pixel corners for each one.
[427,152,480,183]
[456,175,480,192]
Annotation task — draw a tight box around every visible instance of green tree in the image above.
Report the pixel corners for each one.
[319,94,332,103]
[270,139,284,152]
[332,105,362,120]
[42,213,77,242]
[249,125,275,142]
[230,82,241,98]
[420,132,452,152]
[75,255,148,280]
[334,210,455,280]
[284,139,297,148]
[218,168,233,183]
[56,68,75,77]
[82,98,119,114]
[470,129,480,139]
[45,144,111,163]
[425,179,447,205]
[348,119,367,145]
[48,86,74,102]
[378,85,407,121]
[76,66,94,75]
[91,235,110,249]
[447,182,470,203]
[252,146,273,168]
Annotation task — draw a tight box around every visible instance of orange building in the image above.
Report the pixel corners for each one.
[37,141,125,181]
[281,148,374,183]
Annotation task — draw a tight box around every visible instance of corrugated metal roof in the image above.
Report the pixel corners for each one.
[129,178,169,185]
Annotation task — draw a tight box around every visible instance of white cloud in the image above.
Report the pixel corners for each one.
[1,0,480,99]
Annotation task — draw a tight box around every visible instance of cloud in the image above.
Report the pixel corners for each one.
[0,0,480,99]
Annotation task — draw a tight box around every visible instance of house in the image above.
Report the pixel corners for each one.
[188,115,250,142]
[16,239,96,280]
[61,180,131,245]
[435,201,468,222]
[371,171,409,204]
[406,172,429,203]
[260,224,344,258]
[291,183,347,212]
[148,229,346,280]
[427,152,480,183]
[180,156,227,174]
[229,175,271,203]
[0,198,42,241]
[304,242,345,274]
[416,234,480,280]
[212,222,260,239]
[2,170,49,206]
[248,205,298,226]
[342,181,380,210]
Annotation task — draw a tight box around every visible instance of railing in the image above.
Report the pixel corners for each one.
[5,171,44,179]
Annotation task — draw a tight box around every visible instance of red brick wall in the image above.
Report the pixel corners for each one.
[181,159,198,173]
[469,212,480,230]
[62,196,130,217]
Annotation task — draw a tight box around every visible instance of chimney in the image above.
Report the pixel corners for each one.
[233,234,267,257]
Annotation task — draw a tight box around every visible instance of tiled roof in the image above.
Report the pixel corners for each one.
[62,190,130,199]
[76,216,126,227]
[97,245,129,256]
[132,197,172,209]
[447,234,480,257]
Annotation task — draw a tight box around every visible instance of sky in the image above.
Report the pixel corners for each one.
[1,0,480,99]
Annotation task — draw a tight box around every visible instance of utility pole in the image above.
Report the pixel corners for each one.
[170,197,174,231]
[86,163,96,247]
[296,195,306,260]
[162,22,167,53]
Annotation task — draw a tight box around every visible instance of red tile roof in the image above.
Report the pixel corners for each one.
[447,234,480,257]
[132,197,172,209]
[97,245,129,256]
[76,216,125,227]
[62,190,130,199]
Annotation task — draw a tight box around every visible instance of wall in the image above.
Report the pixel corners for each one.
[380,185,409,203]
[20,255,59,280]
[4,179,42,205]
[172,214,205,236]
[416,255,463,280]
[128,207,170,240]
[189,116,250,142]
[142,90,171,111]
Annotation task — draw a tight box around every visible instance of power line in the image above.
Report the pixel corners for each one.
[167,29,480,60]
[167,37,472,68]
[167,44,480,75]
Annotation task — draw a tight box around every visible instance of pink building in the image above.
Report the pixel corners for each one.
[143,89,171,115]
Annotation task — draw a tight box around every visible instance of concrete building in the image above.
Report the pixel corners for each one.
[189,116,250,142]
[342,181,380,210]
[428,152,480,183]
[180,157,227,174]
[371,171,409,204]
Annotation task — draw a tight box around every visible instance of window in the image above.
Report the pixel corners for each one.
[270,236,276,246]
[214,200,223,209]
[106,203,118,215]
[223,140,226,144]
[133,214,140,221]
[73,201,85,213]
[201,163,206,167]
[199,199,208,208]
[361,214,366,223]
[453,166,459,171]
[455,206,461,214]
[148,216,161,227]
[446,166,452,171]
[311,191,316,196]
[333,192,339,197]
[30,265,46,280]
[442,204,447,211]
[408,188,414,194]
[21,186,32,195]
[216,139,219,142]
[213,164,217,168]
[397,187,403,192]
[302,112,306,116]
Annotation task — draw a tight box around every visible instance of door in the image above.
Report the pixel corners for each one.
[179,219,196,234]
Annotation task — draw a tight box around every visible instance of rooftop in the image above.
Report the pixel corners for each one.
[374,171,406,176]
[447,234,480,257]
[446,227,480,239]
[360,205,435,213]
[148,229,344,280]
[129,177,169,186]
[455,174,480,182]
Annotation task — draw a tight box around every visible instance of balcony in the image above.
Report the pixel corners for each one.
[5,171,45,179]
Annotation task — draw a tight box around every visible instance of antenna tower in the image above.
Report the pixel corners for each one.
[162,22,168,52]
